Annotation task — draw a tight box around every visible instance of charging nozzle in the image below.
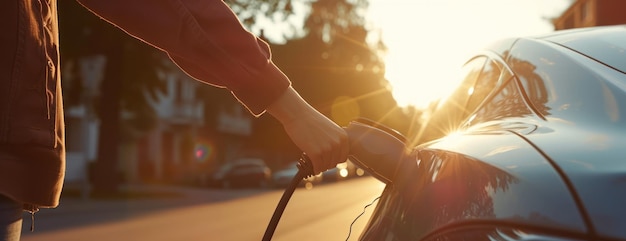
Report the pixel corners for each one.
[345,119,410,184]
[296,154,315,178]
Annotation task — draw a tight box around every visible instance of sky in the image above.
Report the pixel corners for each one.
[366,0,573,108]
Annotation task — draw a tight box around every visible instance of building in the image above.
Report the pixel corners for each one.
[553,0,626,30]
[133,64,206,183]
[64,54,256,188]
[64,55,206,185]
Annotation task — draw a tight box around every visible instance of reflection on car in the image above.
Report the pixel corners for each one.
[356,25,626,241]
[208,158,271,189]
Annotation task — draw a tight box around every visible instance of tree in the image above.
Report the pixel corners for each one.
[225,0,301,41]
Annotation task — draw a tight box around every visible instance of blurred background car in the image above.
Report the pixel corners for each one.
[272,161,323,189]
[355,25,626,241]
[323,160,366,183]
[208,158,271,189]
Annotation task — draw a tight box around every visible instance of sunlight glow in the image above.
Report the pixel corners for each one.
[367,0,571,108]
[331,96,361,126]
[443,130,464,141]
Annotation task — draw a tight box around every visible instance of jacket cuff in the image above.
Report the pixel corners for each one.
[230,63,291,116]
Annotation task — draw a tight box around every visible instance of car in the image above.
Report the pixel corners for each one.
[272,161,323,189]
[208,158,271,189]
[351,25,626,241]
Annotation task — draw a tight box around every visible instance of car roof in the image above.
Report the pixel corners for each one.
[536,25,626,74]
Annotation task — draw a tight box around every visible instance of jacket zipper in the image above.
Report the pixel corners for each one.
[24,203,40,232]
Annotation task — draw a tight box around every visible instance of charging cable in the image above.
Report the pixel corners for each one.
[262,154,314,241]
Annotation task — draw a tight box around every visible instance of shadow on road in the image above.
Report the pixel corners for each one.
[21,184,274,235]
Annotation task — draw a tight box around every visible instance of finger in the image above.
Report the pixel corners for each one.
[328,144,339,172]
[309,152,324,174]
[330,129,348,169]
[339,131,349,167]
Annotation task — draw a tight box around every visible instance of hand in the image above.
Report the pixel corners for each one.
[267,87,349,174]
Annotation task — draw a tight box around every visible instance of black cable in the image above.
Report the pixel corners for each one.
[262,155,314,241]
[345,196,380,241]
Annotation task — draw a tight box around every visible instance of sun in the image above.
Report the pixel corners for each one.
[384,51,463,109]
[367,0,571,109]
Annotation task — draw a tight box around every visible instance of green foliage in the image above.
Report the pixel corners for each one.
[305,0,370,43]
[226,0,295,26]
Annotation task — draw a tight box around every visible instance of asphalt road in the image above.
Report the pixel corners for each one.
[21,177,385,241]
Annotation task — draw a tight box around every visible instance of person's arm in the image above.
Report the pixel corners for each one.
[76,0,289,115]
[76,0,348,173]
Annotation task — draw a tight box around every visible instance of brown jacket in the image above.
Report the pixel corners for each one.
[0,0,290,209]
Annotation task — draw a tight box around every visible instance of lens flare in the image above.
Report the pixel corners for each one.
[194,140,214,163]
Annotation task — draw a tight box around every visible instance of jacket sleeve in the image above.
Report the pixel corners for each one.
[75,0,291,116]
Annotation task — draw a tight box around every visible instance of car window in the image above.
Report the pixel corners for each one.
[465,60,501,114]
[467,76,532,125]
[436,57,486,116]
[420,57,486,142]
[420,57,503,143]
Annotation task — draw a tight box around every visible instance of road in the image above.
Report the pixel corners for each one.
[21,177,385,241]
